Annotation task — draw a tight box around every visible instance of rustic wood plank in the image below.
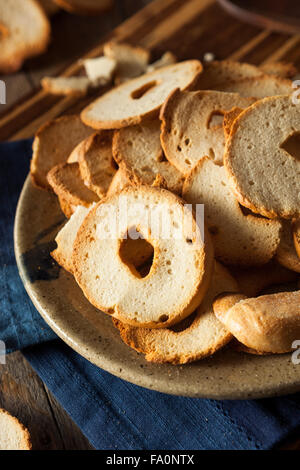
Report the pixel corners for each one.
[10,1,208,140]
[7,0,292,142]
[0,0,152,126]
[24,3,126,87]
[121,0,152,17]
[217,0,300,35]
[0,73,33,114]
[228,30,271,61]
[1,0,300,143]
[0,352,64,449]
[44,385,93,450]
[242,32,293,65]
[260,34,300,64]
[152,2,262,61]
[0,352,94,449]
[0,0,178,141]
[0,0,256,140]
[139,0,215,49]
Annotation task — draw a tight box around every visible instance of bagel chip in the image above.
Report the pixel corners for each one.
[114,262,238,364]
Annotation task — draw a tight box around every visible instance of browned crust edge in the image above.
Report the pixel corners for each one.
[224,95,300,220]
[0,408,32,450]
[0,0,50,74]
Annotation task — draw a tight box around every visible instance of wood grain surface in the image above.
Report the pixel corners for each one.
[217,0,300,34]
[1,0,300,142]
[1,352,93,450]
[1,0,300,450]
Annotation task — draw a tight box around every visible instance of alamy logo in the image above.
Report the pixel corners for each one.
[0,340,6,364]
[292,80,300,105]
[291,340,300,364]
[0,80,6,104]
[94,197,205,247]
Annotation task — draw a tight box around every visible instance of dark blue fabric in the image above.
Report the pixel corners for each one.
[1,139,300,450]
[23,341,300,450]
[0,139,57,352]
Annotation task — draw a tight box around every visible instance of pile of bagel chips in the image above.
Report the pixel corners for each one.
[30,42,300,364]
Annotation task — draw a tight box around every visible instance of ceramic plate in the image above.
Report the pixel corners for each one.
[14,176,300,399]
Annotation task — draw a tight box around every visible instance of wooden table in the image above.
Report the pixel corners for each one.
[1,0,300,450]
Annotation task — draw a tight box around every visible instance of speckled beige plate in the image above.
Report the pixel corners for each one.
[14,176,300,399]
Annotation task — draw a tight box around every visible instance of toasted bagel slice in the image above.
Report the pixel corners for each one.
[113,120,184,195]
[47,163,99,218]
[106,167,138,197]
[0,409,31,450]
[0,0,50,74]
[214,290,300,354]
[107,165,167,197]
[72,185,214,328]
[76,132,117,198]
[114,262,238,364]
[196,60,295,91]
[183,157,282,266]
[217,75,293,98]
[160,89,254,171]
[31,115,93,189]
[196,60,263,90]
[81,60,202,129]
[224,95,300,219]
[260,62,297,79]
[276,220,300,273]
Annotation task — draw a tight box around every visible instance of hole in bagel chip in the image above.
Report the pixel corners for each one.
[207,110,225,130]
[158,314,169,323]
[131,80,159,100]
[280,131,300,162]
[156,150,168,163]
[170,310,198,332]
[119,228,154,278]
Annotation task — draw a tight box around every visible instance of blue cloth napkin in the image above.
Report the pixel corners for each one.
[1,139,300,450]
[0,139,57,352]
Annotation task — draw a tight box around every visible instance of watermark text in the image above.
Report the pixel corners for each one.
[0,80,6,104]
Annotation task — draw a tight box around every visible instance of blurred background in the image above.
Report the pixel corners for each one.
[2,0,300,119]
[0,1,151,114]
